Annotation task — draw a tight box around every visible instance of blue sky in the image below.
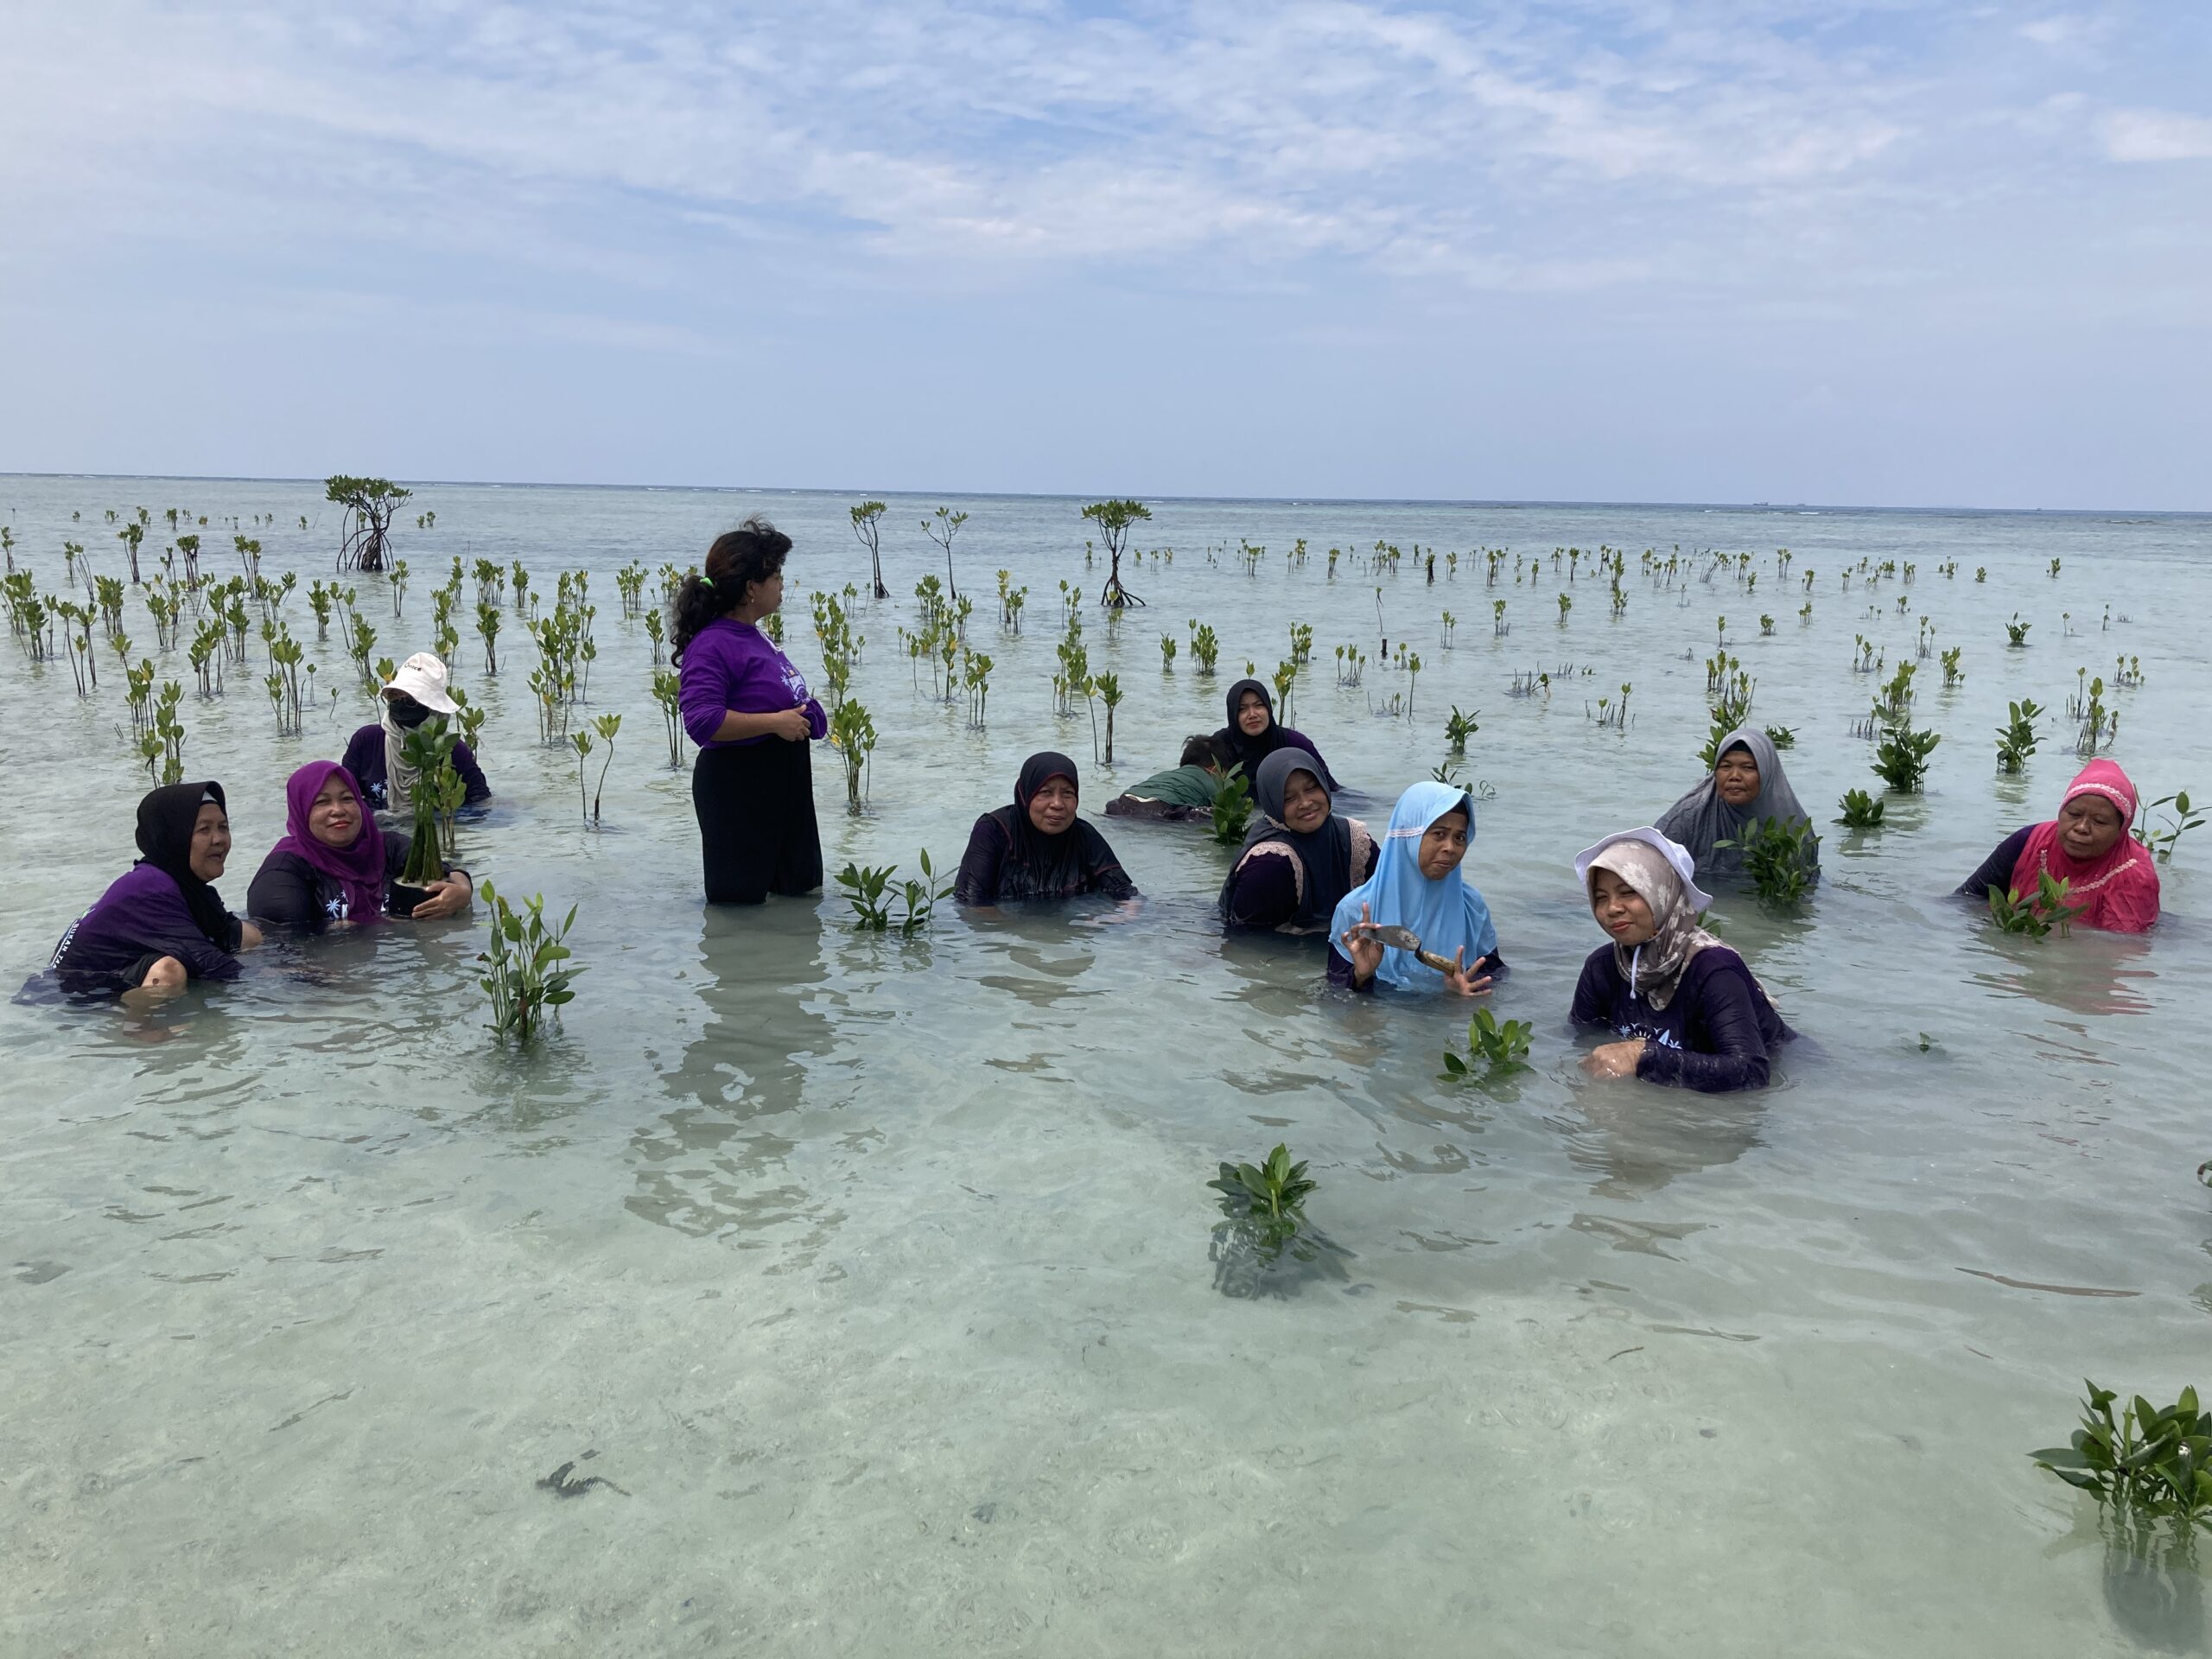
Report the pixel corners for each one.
[2,1,2206,508]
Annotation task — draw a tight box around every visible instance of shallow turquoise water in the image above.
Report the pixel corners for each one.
[3,477,2209,1656]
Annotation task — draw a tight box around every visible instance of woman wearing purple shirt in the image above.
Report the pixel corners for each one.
[673,517,828,904]
[48,780,264,1003]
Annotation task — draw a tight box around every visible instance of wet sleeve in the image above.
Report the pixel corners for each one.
[1569,950,1614,1027]
[954,815,1006,906]
[453,741,492,804]
[1223,850,1299,931]
[247,853,324,934]
[1082,825,1137,899]
[1957,826,2033,899]
[1326,944,1375,994]
[150,887,243,982]
[1636,966,1770,1094]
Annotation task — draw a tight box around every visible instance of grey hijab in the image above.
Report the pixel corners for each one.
[1656,728,1818,884]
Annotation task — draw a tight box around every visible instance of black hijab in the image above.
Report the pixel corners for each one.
[1217,677,1294,774]
[137,780,241,949]
[1218,747,1353,930]
[988,752,1128,900]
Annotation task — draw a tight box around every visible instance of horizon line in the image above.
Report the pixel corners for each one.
[1,470,2205,521]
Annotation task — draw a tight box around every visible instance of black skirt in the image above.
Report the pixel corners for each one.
[691,739,823,905]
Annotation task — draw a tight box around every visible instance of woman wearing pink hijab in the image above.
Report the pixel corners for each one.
[1956,759,2161,933]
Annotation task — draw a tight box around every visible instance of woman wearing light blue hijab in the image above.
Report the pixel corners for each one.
[1326,780,1503,994]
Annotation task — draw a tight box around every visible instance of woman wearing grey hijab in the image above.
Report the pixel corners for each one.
[1656,728,1818,885]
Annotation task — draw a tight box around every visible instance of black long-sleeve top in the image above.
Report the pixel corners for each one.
[340,725,493,810]
[1569,944,1792,1093]
[1956,826,2033,900]
[246,832,468,932]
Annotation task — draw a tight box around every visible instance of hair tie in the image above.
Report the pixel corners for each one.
[698,575,715,590]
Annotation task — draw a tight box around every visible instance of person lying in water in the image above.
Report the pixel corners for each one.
[955,752,1140,908]
[1221,748,1376,934]
[1955,759,2159,933]
[1328,781,1502,993]
[1215,678,1342,793]
[47,781,263,1002]
[1103,734,1232,821]
[247,761,474,932]
[1656,727,1819,887]
[1571,827,1793,1093]
[340,652,491,814]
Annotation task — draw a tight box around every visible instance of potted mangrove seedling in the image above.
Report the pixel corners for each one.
[391,717,460,914]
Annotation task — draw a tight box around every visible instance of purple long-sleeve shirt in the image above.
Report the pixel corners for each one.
[49,863,243,991]
[677,617,828,749]
[340,725,492,810]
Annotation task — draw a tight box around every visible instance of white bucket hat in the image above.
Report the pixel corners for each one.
[1572,826,1713,912]
[384,652,460,715]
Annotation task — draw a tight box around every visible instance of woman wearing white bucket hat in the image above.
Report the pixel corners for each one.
[1570,827,1792,1092]
[340,652,491,815]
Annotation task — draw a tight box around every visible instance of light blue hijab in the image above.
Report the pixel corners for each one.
[1327,780,1498,989]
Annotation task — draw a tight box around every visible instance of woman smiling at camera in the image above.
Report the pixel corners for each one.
[247,761,472,932]
[1571,827,1792,1093]
[1220,748,1375,934]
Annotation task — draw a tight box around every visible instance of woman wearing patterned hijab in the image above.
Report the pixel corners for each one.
[1571,827,1792,1092]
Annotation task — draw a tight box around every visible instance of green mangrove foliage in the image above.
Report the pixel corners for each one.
[1714,817,1821,909]
[2032,1382,2211,1534]
[1084,499,1151,608]
[476,883,582,1043]
[1995,700,2042,773]
[1207,1143,1319,1263]
[1440,1007,1534,1080]
[1837,788,1885,830]
[1988,870,2075,938]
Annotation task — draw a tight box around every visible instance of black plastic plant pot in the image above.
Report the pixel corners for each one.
[386,881,435,918]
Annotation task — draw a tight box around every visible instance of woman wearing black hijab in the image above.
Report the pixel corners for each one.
[955,753,1140,906]
[1213,679,1342,791]
[48,782,262,999]
[1218,748,1375,933]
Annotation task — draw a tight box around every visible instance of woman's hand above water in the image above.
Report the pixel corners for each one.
[1338,901,1384,987]
[410,873,474,920]
[1442,947,1493,998]
[1583,1039,1646,1080]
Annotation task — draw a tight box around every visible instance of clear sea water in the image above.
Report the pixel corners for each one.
[3,475,2209,1656]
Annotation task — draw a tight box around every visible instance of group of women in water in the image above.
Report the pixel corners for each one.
[43,516,2166,1097]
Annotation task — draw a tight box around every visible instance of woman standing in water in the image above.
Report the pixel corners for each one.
[955,753,1138,906]
[1572,828,1792,1092]
[1656,728,1819,886]
[674,518,827,905]
[1327,780,1501,993]
[48,781,262,1000]
[1214,678,1342,791]
[1221,748,1376,933]
[1956,759,2159,932]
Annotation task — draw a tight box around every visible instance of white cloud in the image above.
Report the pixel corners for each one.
[2101,109,2212,163]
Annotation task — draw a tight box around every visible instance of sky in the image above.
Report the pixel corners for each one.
[1,1,2207,509]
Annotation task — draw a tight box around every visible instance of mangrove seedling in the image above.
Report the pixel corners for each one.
[397,719,458,887]
[922,505,967,601]
[586,713,620,826]
[1095,671,1123,764]
[1995,700,2042,773]
[849,500,889,598]
[652,667,684,767]
[1714,816,1821,909]
[1444,705,1479,754]
[1160,635,1177,671]
[2143,791,2204,862]
[1872,714,1941,793]
[1837,788,1885,830]
[836,861,896,931]
[476,882,582,1042]
[2031,1382,2212,1532]
[1988,870,2075,938]
[829,696,876,812]
[1440,1007,1534,1079]
[895,849,954,935]
[1210,766,1254,844]
[1207,1144,1318,1264]
[2005,613,2031,647]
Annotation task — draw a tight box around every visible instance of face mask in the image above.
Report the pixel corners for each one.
[388,696,432,729]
